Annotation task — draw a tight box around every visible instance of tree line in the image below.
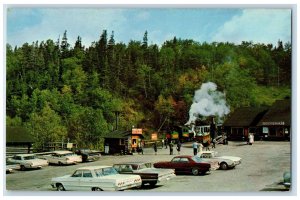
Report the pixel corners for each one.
[6,30,291,150]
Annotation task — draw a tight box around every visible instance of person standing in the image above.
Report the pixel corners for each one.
[164,137,168,149]
[176,140,181,154]
[139,142,144,155]
[249,133,254,145]
[192,140,198,156]
[169,141,174,155]
[153,142,158,155]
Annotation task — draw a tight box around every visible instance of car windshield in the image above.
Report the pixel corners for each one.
[61,153,75,156]
[191,156,203,163]
[23,155,36,160]
[137,164,147,170]
[95,167,118,177]
[79,149,91,153]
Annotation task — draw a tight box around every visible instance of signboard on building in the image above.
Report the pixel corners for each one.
[262,121,285,126]
[132,128,143,134]
[67,143,73,149]
[171,131,179,139]
[151,133,157,140]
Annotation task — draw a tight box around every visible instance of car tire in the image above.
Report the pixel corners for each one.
[20,165,26,171]
[57,184,65,191]
[149,182,157,187]
[92,187,103,191]
[192,168,199,175]
[220,162,228,170]
[58,162,63,166]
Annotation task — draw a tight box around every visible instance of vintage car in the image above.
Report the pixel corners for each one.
[43,150,82,165]
[75,148,101,162]
[113,162,176,187]
[199,151,242,170]
[6,159,21,173]
[51,166,142,191]
[7,154,49,170]
[153,155,211,176]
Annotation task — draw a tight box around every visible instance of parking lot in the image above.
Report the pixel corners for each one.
[5,140,292,193]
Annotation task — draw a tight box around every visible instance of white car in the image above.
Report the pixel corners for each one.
[43,150,82,165]
[7,154,49,170]
[51,166,142,191]
[199,151,241,170]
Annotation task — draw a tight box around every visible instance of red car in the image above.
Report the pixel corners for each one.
[153,155,211,176]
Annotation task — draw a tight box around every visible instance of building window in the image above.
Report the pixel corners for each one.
[231,127,244,136]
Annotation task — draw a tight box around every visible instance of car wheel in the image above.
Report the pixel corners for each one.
[58,162,63,166]
[92,187,103,191]
[149,182,157,187]
[20,165,26,171]
[191,168,199,175]
[220,162,228,170]
[57,184,65,191]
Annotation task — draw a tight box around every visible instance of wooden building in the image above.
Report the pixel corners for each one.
[223,99,291,141]
[6,126,34,155]
[223,107,269,141]
[101,128,144,155]
[256,99,291,140]
[101,130,132,155]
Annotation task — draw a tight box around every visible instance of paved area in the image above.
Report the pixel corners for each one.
[5,140,292,194]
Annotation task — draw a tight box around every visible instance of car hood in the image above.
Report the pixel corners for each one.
[29,159,48,165]
[217,156,241,162]
[136,168,174,175]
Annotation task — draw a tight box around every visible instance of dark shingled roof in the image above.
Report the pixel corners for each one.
[257,99,291,126]
[100,130,132,139]
[223,107,269,127]
[6,126,34,143]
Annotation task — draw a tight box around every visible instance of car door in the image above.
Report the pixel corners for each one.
[47,154,57,164]
[177,158,191,173]
[170,157,182,173]
[79,170,94,191]
[65,170,83,191]
[11,156,22,164]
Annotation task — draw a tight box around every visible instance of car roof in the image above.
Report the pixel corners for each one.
[173,155,193,158]
[201,151,215,154]
[14,154,35,157]
[52,150,73,154]
[114,162,150,165]
[76,166,112,170]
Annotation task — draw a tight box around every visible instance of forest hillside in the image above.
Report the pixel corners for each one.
[6,30,291,149]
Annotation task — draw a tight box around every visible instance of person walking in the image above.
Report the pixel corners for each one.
[176,140,181,154]
[249,133,254,145]
[192,140,198,156]
[198,142,203,155]
[169,141,174,155]
[164,138,168,149]
[212,138,216,148]
[153,142,158,155]
[139,142,144,155]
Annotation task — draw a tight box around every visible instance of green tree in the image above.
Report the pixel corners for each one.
[26,104,67,150]
[67,106,108,148]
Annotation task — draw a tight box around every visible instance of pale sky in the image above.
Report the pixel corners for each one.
[6,7,292,48]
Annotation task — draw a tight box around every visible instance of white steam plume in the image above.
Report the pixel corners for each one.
[186,82,230,125]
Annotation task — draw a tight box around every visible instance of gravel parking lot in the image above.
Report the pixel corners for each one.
[5,140,292,194]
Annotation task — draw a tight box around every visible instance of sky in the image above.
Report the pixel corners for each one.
[5,7,292,48]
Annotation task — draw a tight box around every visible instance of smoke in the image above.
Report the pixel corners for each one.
[186,82,230,125]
